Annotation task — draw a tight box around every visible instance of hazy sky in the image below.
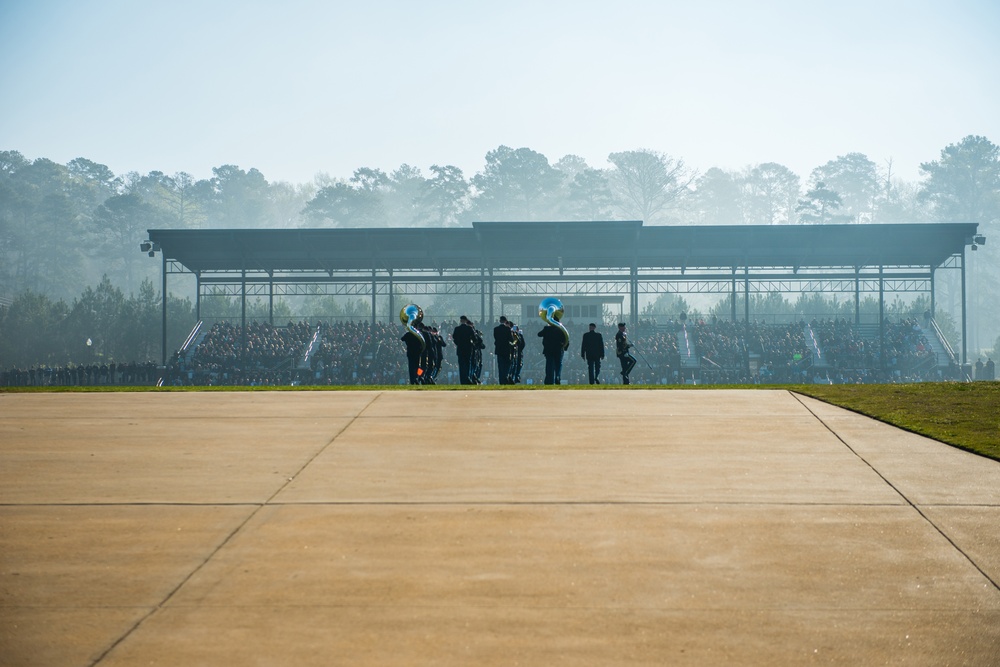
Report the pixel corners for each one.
[2,0,998,185]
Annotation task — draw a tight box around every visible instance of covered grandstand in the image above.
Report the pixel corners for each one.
[142,221,983,383]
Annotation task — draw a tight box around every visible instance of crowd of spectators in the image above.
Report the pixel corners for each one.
[0,361,161,387]
[807,317,941,383]
[2,316,971,388]
[308,321,408,385]
[163,318,690,387]
[691,319,746,370]
[164,320,317,386]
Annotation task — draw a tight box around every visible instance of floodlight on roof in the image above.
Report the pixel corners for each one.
[966,234,987,251]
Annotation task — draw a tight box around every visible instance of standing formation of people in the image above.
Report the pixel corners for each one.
[434,316,633,387]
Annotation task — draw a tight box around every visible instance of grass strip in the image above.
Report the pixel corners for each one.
[790,382,1000,462]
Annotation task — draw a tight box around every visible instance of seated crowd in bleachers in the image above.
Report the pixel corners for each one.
[161,316,958,387]
[806,317,939,384]
[2,316,963,387]
[0,360,161,387]
[166,320,317,386]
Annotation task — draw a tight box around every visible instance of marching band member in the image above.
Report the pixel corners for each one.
[509,322,525,383]
[401,317,426,385]
[615,322,637,385]
[470,320,485,384]
[493,315,514,384]
[538,320,567,385]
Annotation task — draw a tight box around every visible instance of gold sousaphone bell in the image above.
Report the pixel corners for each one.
[538,297,570,350]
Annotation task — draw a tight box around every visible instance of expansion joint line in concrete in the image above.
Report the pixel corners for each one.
[86,392,385,666]
[790,391,1000,595]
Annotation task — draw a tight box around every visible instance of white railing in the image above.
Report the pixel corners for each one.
[301,325,322,367]
[180,321,203,353]
[928,318,958,367]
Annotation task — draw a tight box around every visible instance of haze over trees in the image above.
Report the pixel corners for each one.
[0,137,998,367]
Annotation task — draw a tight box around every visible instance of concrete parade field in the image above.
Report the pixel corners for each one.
[1,389,999,666]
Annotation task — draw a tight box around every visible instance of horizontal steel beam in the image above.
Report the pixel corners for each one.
[198,278,932,298]
[195,270,933,285]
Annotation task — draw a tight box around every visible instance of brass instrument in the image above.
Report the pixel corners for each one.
[538,297,570,350]
[399,304,425,352]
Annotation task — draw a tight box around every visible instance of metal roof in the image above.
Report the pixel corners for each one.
[146,221,980,275]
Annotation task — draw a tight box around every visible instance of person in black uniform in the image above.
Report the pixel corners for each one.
[580,322,605,385]
[469,320,485,384]
[538,322,567,385]
[418,323,434,384]
[452,315,475,385]
[615,322,637,385]
[493,316,514,384]
[509,322,525,383]
[430,326,446,382]
[401,318,426,385]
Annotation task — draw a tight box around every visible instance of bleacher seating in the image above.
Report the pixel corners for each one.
[6,316,958,388]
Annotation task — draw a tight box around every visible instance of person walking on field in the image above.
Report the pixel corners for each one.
[452,316,475,385]
[401,319,427,385]
[580,322,605,384]
[615,322,637,385]
[538,321,567,385]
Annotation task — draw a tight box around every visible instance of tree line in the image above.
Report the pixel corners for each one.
[1,137,998,368]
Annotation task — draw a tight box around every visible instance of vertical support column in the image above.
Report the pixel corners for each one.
[630,264,639,327]
[161,252,168,367]
[854,268,861,325]
[371,269,377,326]
[388,270,394,323]
[241,267,247,379]
[730,269,737,322]
[743,265,750,373]
[961,246,968,366]
[930,266,936,320]
[195,272,201,322]
[743,266,750,325]
[268,276,274,326]
[878,265,885,378]
[488,269,494,324]
[480,268,486,325]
